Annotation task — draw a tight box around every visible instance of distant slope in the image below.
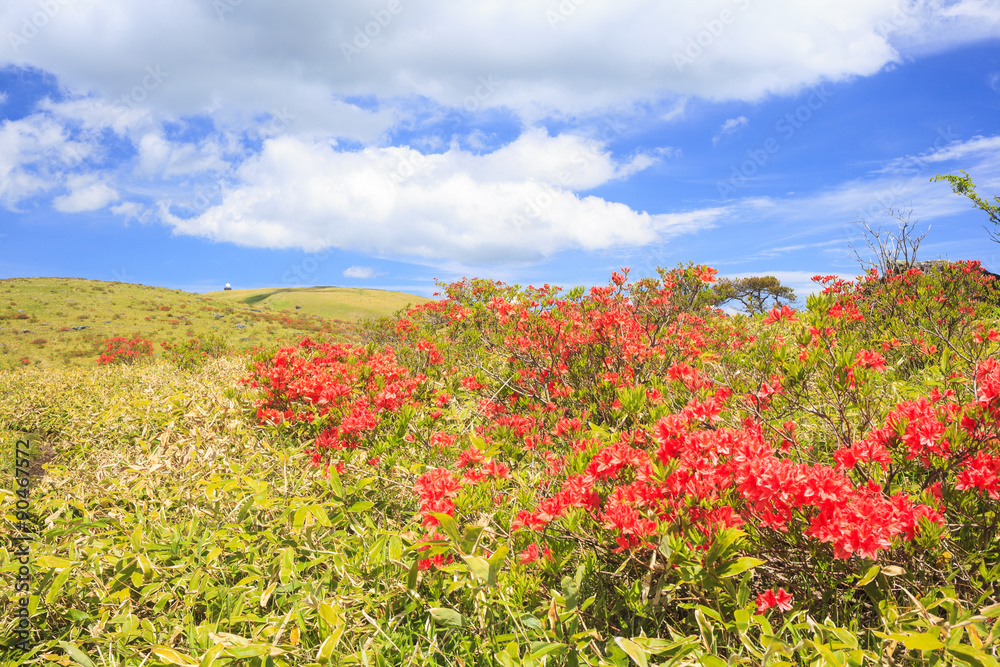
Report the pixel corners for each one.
[201,285,431,322]
[0,277,361,370]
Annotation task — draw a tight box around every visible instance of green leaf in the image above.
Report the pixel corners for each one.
[614,638,648,667]
[59,641,97,667]
[981,603,1000,618]
[317,602,340,629]
[808,641,842,666]
[717,557,764,578]
[198,644,226,667]
[460,525,484,555]
[259,582,277,608]
[224,644,271,659]
[279,547,295,585]
[520,614,543,630]
[462,555,491,583]
[292,506,310,530]
[855,565,880,587]
[315,634,339,665]
[348,501,374,513]
[699,655,727,667]
[37,555,72,568]
[704,528,745,566]
[528,642,567,661]
[885,632,944,651]
[149,646,197,666]
[947,645,998,667]
[406,558,419,591]
[430,512,461,545]
[562,575,580,611]
[495,651,516,667]
[429,607,464,628]
[46,565,74,604]
[328,471,344,500]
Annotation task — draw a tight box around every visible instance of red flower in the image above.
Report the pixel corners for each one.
[762,305,798,325]
[755,588,793,615]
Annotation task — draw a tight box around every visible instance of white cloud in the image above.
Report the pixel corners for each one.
[1,0,996,124]
[0,92,7,106]
[661,99,688,123]
[52,174,119,212]
[0,115,92,209]
[111,201,148,222]
[157,129,701,264]
[343,266,375,279]
[910,134,1000,165]
[713,116,749,144]
[136,132,229,178]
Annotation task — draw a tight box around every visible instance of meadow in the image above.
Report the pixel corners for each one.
[201,287,431,324]
[2,261,1000,666]
[0,278,426,371]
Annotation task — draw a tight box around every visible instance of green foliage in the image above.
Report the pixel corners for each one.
[4,257,1000,665]
[933,170,1000,241]
[714,275,797,315]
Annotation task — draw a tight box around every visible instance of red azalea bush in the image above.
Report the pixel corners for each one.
[244,262,1000,656]
[96,336,154,365]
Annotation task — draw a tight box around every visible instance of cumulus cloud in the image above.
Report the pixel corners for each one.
[52,173,119,212]
[156,129,701,264]
[343,266,375,279]
[0,114,92,209]
[1,0,996,124]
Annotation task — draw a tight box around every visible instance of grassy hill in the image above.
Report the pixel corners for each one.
[201,285,431,322]
[0,278,427,370]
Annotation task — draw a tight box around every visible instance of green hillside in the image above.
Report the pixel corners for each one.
[0,277,367,370]
[201,285,431,322]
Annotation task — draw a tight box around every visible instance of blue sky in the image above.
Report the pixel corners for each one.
[1,1,999,299]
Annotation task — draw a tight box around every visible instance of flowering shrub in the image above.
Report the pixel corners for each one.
[96,336,154,365]
[244,262,1000,660]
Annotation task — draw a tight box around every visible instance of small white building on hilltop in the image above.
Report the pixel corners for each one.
[224,283,232,291]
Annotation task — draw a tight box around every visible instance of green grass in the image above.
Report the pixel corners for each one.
[0,359,429,666]
[0,278,397,370]
[201,286,431,322]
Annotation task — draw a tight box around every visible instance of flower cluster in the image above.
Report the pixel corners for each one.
[97,336,154,365]
[245,261,1000,610]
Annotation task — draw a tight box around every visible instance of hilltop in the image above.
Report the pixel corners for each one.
[201,284,431,322]
[0,278,429,370]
